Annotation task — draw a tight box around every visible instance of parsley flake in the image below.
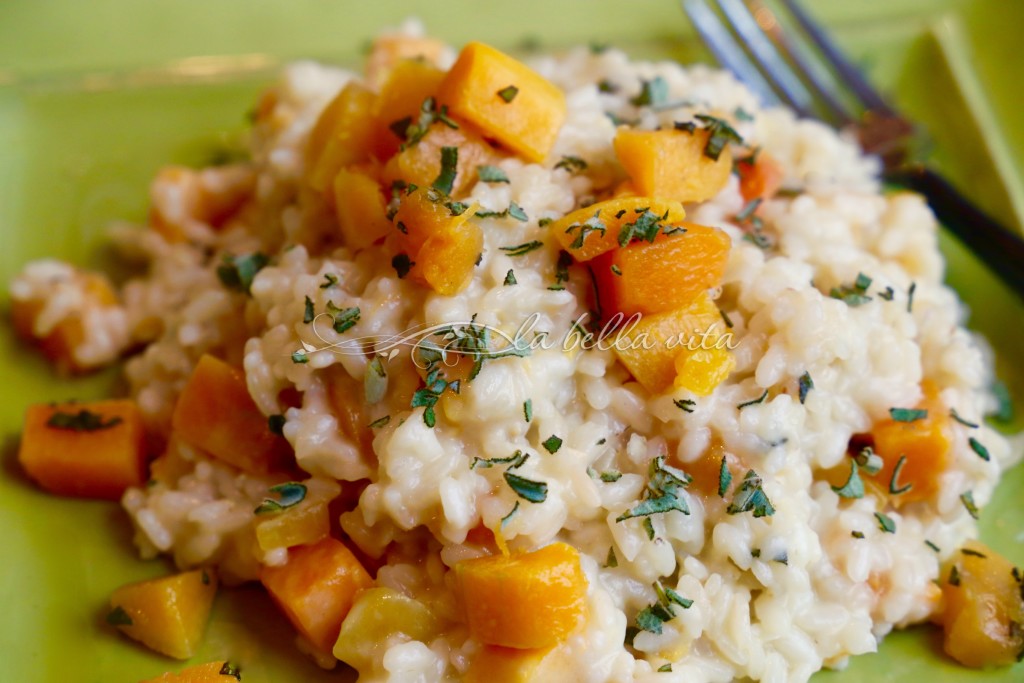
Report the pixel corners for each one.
[673,398,696,413]
[630,76,668,107]
[852,530,865,539]
[554,156,588,173]
[500,500,520,529]
[391,253,414,278]
[960,491,979,519]
[501,240,544,257]
[291,350,309,364]
[890,407,927,422]
[303,296,315,324]
[507,201,529,222]
[504,471,548,503]
[541,435,563,454]
[325,302,360,334]
[320,273,338,289]
[217,252,269,294]
[694,114,743,161]
[606,546,618,568]
[969,437,990,461]
[718,456,732,497]
[267,414,286,436]
[950,408,979,429]
[432,146,459,194]
[477,165,509,183]
[830,272,873,306]
[523,399,533,422]
[874,511,896,533]
[254,482,307,514]
[601,470,623,483]
[46,409,123,432]
[727,469,775,517]
[106,606,133,626]
[888,455,913,495]
[616,455,691,522]
[832,459,865,499]
[364,356,388,404]
[737,389,769,410]
[497,85,519,102]
[219,662,242,681]
[503,269,517,286]
[798,372,814,404]
[368,415,391,429]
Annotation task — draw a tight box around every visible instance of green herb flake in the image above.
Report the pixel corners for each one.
[735,198,762,224]
[217,252,269,294]
[854,446,883,475]
[989,380,1014,424]
[391,253,414,279]
[694,114,744,161]
[969,437,991,461]
[565,211,607,249]
[477,164,509,183]
[642,516,656,540]
[949,564,961,586]
[727,469,775,517]
[851,530,865,539]
[541,435,563,454]
[554,156,588,173]
[616,455,691,522]
[610,264,622,276]
[500,500,520,529]
[601,470,623,483]
[432,146,459,194]
[504,471,548,503]
[507,201,529,222]
[874,511,896,533]
[734,107,754,121]
[106,606,133,627]
[907,282,917,313]
[523,399,533,423]
[925,539,940,552]
[890,407,928,422]
[320,273,338,289]
[303,296,315,324]
[368,415,391,429]
[961,548,988,558]
[46,409,123,432]
[605,546,618,568]
[658,664,673,673]
[500,240,544,257]
[888,455,912,495]
[325,302,360,334]
[737,389,769,410]
[267,414,286,436]
[674,398,696,413]
[718,456,732,498]
[254,482,308,515]
[630,76,669,107]
[291,350,309,364]
[364,356,389,404]
[960,491,980,519]
[201,570,211,585]
[219,662,242,681]
[950,408,979,428]
[503,269,518,286]
[597,79,618,93]
[497,85,519,103]
[878,286,895,301]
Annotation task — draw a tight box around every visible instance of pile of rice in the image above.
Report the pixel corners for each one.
[14,22,1020,683]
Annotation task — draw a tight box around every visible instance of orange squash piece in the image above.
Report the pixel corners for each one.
[382,122,499,199]
[333,587,442,674]
[370,59,448,160]
[365,34,447,88]
[109,569,218,660]
[18,399,146,500]
[333,165,392,249]
[261,537,374,653]
[464,645,573,683]
[454,542,587,649]
[438,42,566,163]
[549,197,687,262]
[140,661,242,683]
[612,293,722,394]
[868,383,952,506]
[306,82,377,193]
[591,222,731,316]
[614,127,733,203]
[937,540,1024,668]
[674,345,735,396]
[737,151,785,204]
[171,354,291,474]
[11,271,119,374]
[255,499,332,552]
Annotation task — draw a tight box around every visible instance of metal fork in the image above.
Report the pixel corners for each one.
[681,0,1024,298]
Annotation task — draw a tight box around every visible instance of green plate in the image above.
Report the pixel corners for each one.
[1,1,1022,681]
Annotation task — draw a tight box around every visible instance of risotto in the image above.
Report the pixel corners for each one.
[10,21,1024,683]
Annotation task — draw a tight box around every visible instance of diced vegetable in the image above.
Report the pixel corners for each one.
[549,197,687,262]
[333,164,392,249]
[365,33,447,88]
[453,541,587,649]
[381,122,498,198]
[681,441,742,501]
[591,222,731,316]
[674,345,736,396]
[108,569,218,659]
[464,645,572,683]
[736,151,785,203]
[614,127,733,203]
[260,537,374,653]
[937,540,1024,668]
[370,58,448,159]
[324,366,376,457]
[149,165,254,242]
[10,270,119,374]
[171,354,291,474]
[255,499,330,552]
[139,661,242,683]
[392,187,483,295]
[438,42,566,162]
[305,82,377,193]
[18,399,146,500]
[612,293,722,394]
[333,587,442,674]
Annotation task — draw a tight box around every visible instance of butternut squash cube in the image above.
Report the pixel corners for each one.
[454,542,587,649]
[612,293,722,394]
[333,165,391,249]
[255,499,331,552]
[614,127,733,203]
[260,537,374,653]
[365,34,447,88]
[171,354,291,474]
[371,59,448,160]
[674,346,735,396]
[465,645,573,683]
[549,197,687,262]
[591,222,731,316]
[140,661,242,683]
[737,151,785,204]
[438,42,566,162]
[18,399,146,500]
[382,123,499,199]
[333,587,442,674]
[108,569,218,659]
[306,82,377,193]
[938,540,1024,668]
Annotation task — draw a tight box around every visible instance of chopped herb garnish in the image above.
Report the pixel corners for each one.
[890,407,927,422]
[303,296,315,324]
[597,438,607,445]
[254,482,307,514]
[597,79,618,93]
[391,253,414,278]
[968,437,990,461]
[616,455,691,522]
[477,165,509,183]
[500,500,520,529]
[501,240,544,257]
[601,470,623,483]
[503,269,518,286]
[504,471,548,503]
[737,389,769,410]
[798,372,814,404]
[735,198,762,223]
[642,517,657,540]
[989,380,1014,423]
[46,409,123,432]
[201,570,211,585]
[949,564,962,586]
[497,85,519,102]
[606,546,618,567]
[395,97,459,149]
[851,530,865,539]
[541,435,563,454]
[878,287,895,301]
[507,201,529,222]
[907,282,917,313]
[717,456,732,497]
[325,302,360,334]
[854,446,883,475]
[674,398,696,413]
[832,459,865,499]
[630,76,668,107]
[830,272,873,306]
[523,399,533,422]
[432,146,459,194]
[950,408,979,429]
[538,217,553,227]
[106,606,133,626]
[368,415,391,429]
[291,350,309,364]
[610,264,622,276]
[874,511,896,533]
[217,252,269,294]
[961,548,988,558]
[267,414,286,436]
[554,156,588,173]
[447,200,469,216]
[727,469,775,517]
[633,579,692,637]
[694,114,743,161]
[565,211,607,249]
[960,491,979,519]
[888,455,913,495]
[364,356,388,404]
[925,539,940,552]
[219,662,242,681]
[320,273,338,289]
[554,250,572,286]
[617,208,675,246]
[471,450,530,470]
[773,551,789,565]
[734,107,754,121]
[658,664,672,673]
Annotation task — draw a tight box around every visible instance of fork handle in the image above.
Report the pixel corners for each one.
[885,165,1024,299]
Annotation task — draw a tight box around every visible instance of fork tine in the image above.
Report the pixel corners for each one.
[778,0,894,114]
[681,0,782,107]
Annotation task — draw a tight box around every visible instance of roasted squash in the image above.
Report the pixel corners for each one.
[140,661,242,683]
[333,164,392,249]
[306,82,377,193]
[736,151,785,204]
[464,644,572,683]
[614,127,733,203]
[365,34,447,88]
[333,587,442,674]
[548,197,686,262]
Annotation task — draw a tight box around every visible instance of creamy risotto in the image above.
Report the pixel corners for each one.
[11,20,1024,683]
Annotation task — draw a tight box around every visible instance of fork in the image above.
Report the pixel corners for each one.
[681,0,1024,298]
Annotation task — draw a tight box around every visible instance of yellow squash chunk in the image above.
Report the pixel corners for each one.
[371,59,448,159]
[549,197,687,262]
[614,127,733,203]
[140,661,241,683]
[365,34,447,88]
[333,587,442,674]
[108,569,218,660]
[938,540,1024,668]
[255,499,331,552]
[382,123,499,199]
[591,222,731,316]
[11,270,119,373]
[464,645,572,683]
[612,293,722,394]
[674,345,736,396]
[333,165,392,249]
[737,151,785,203]
[438,41,566,162]
[454,542,587,649]
[260,537,374,653]
[18,399,146,500]
[306,82,377,193]
[171,354,291,474]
